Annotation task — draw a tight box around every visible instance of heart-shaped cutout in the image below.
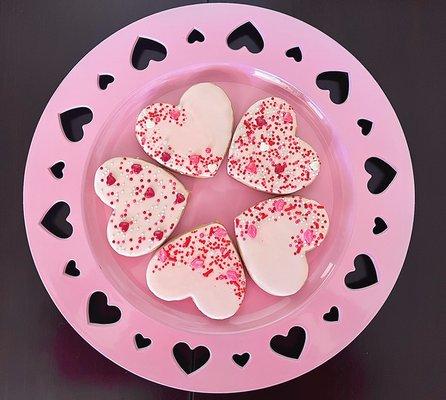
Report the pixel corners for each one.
[323,306,339,322]
[270,326,306,359]
[232,352,250,367]
[345,254,378,289]
[365,157,396,194]
[147,223,246,319]
[285,46,302,62]
[227,21,264,53]
[41,201,73,239]
[134,333,151,349]
[228,97,320,194]
[98,74,114,90]
[187,29,205,43]
[50,161,65,179]
[59,106,93,142]
[235,195,329,296]
[173,342,210,374]
[316,71,349,104]
[94,157,188,256]
[88,291,121,324]
[373,217,388,234]
[136,83,233,178]
[131,37,167,70]
[357,118,373,136]
[64,260,80,277]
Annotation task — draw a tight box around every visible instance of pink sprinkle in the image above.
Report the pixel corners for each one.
[189,154,200,165]
[214,227,227,238]
[246,161,257,174]
[191,258,204,269]
[158,248,168,262]
[169,109,180,120]
[247,224,257,238]
[304,229,314,244]
[205,147,212,154]
[273,199,286,211]
[255,116,267,127]
[283,112,293,123]
[226,270,238,281]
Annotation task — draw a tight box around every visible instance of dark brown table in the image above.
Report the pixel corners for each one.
[1,1,445,399]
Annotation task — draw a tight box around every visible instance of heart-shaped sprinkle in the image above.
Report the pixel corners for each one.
[144,187,155,198]
[246,161,257,174]
[175,193,185,204]
[154,230,164,241]
[136,83,233,178]
[147,223,246,319]
[158,248,168,262]
[169,108,180,120]
[235,195,329,296]
[213,227,227,238]
[119,221,130,232]
[273,199,286,211]
[228,97,320,194]
[106,173,116,186]
[283,112,293,123]
[304,229,314,244]
[131,163,142,174]
[94,157,188,256]
[189,154,200,165]
[191,257,204,269]
[161,152,171,162]
[247,224,257,238]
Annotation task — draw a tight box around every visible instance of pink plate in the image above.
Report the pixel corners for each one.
[23,4,414,393]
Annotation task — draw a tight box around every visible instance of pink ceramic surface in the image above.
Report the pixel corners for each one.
[23,4,414,393]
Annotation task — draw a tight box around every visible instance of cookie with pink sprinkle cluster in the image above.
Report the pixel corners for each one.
[234,195,329,296]
[94,157,188,257]
[147,223,246,319]
[136,83,233,178]
[228,97,320,194]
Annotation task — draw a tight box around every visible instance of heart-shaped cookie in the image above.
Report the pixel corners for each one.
[227,97,320,194]
[136,83,233,178]
[147,223,246,319]
[94,157,188,257]
[234,195,329,296]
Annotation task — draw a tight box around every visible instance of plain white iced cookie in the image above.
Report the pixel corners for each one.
[228,97,320,194]
[94,157,188,257]
[147,223,246,319]
[234,195,329,296]
[136,83,233,178]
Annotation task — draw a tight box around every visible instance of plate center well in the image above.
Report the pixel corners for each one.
[83,64,353,333]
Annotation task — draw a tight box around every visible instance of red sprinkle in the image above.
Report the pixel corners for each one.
[106,173,116,186]
[255,116,267,127]
[175,193,185,204]
[275,163,286,174]
[119,221,129,232]
[189,154,200,165]
[161,152,171,162]
[131,163,142,174]
[144,187,155,198]
[202,269,213,277]
[154,230,164,240]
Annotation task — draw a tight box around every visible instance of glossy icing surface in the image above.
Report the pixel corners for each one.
[147,223,246,319]
[136,83,233,178]
[94,157,188,256]
[235,195,329,296]
[228,97,320,194]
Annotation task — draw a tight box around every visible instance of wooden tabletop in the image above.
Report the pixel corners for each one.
[0,1,444,399]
